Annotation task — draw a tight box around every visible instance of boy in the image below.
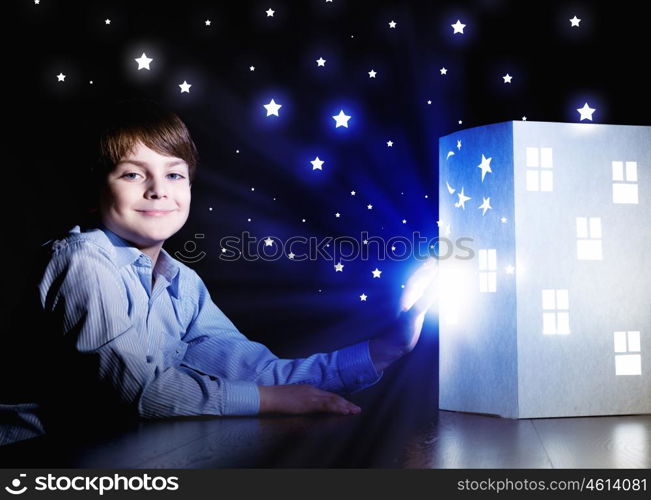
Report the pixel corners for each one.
[0,99,436,447]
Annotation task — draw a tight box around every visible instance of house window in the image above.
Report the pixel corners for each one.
[525,147,553,192]
[542,289,570,334]
[576,217,603,260]
[614,331,641,376]
[612,161,639,204]
[478,249,497,293]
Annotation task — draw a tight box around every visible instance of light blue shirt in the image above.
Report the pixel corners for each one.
[0,224,381,445]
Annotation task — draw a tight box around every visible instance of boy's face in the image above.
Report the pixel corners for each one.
[99,141,191,250]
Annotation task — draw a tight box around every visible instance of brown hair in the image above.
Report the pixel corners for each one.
[91,98,199,187]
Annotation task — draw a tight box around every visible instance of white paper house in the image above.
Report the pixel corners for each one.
[438,121,651,418]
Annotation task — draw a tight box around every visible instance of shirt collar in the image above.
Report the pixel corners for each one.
[98,223,180,283]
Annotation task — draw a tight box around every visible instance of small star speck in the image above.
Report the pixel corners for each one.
[266,8,275,17]
[56,73,66,82]
[388,20,397,28]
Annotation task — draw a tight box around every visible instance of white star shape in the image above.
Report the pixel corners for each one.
[360,293,368,301]
[105,19,111,25]
[577,102,595,121]
[478,197,492,216]
[457,140,462,150]
[368,69,377,78]
[266,8,275,17]
[332,110,351,128]
[402,219,407,224]
[288,252,295,260]
[503,73,512,83]
[440,67,448,75]
[367,204,373,210]
[249,66,255,71]
[179,81,191,93]
[387,140,393,147]
[427,100,432,105]
[316,57,326,67]
[311,157,324,170]
[522,116,527,121]
[477,154,493,182]
[335,212,341,218]
[34,0,39,4]
[135,53,153,70]
[350,190,356,196]
[570,16,581,27]
[451,20,466,34]
[372,268,382,278]
[334,262,344,272]
[56,73,66,82]
[388,20,397,28]
[264,237,274,246]
[264,99,282,116]
[455,187,471,209]
[205,20,211,26]
[500,217,508,223]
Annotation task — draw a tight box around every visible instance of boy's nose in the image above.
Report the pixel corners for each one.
[145,179,167,198]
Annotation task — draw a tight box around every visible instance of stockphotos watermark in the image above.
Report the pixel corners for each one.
[3,472,179,496]
[173,231,475,264]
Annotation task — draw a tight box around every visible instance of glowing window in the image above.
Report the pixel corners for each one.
[542,289,570,334]
[576,216,603,260]
[478,249,497,293]
[612,161,639,204]
[614,331,641,376]
[525,147,553,192]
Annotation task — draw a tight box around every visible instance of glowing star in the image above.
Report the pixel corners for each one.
[135,53,153,70]
[316,57,326,67]
[577,102,595,121]
[388,20,397,28]
[446,181,456,194]
[570,16,581,27]
[105,19,111,25]
[451,20,466,34]
[332,110,351,128]
[205,20,211,26]
[522,116,527,121]
[372,268,382,278]
[335,212,341,218]
[500,217,508,223]
[440,67,448,75]
[360,293,368,301]
[503,73,512,83]
[264,99,282,116]
[334,262,344,272]
[350,190,356,196]
[456,140,462,150]
[368,69,377,78]
[454,187,471,209]
[56,73,66,82]
[34,0,40,4]
[387,140,393,147]
[288,252,295,259]
[264,237,274,246]
[477,154,492,182]
[402,219,407,224]
[266,8,275,17]
[310,157,324,170]
[478,197,492,216]
[249,66,255,71]
[367,204,373,210]
[179,81,191,93]
[446,151,455,159]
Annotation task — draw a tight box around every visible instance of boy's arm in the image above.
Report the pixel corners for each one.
[41,242,261,418]
[181,275,382,395]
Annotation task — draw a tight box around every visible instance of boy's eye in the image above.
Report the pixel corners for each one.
[168,173,186,180]
[122,172,141,180]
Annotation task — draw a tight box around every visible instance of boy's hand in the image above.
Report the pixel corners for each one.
[369,259,438,371]
[258,384,362,415]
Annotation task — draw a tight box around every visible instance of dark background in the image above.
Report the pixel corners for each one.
[3,0,649,405]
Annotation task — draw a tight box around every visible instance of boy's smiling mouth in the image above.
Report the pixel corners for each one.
[136,209,176,217]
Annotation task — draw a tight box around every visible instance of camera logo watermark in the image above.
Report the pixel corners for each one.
[4,474,27,495]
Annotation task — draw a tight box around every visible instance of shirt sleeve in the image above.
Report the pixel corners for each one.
[39,241,260,418]
[180,272,383,395]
